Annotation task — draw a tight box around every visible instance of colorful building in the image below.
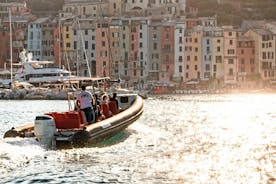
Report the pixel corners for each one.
[236,36,256,84]
[245,29,276,82]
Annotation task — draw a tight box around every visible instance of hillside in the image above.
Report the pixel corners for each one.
[187,0,276,26]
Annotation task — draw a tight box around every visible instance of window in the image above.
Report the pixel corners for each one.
[85,41,88,49]
[139,42,143,48]
[241,58,245,64]
[228,49,235,54]
[179,66,182,72]
[85,30,88,35]
[179,56,183,62]
[206,64,210,71]
[229,68,233,75]
[228,59,234,64]
[74,41,77,49]
[229,40,233,45]
[153,43,157,50]
[216,56,222,63]
[217,47,220,52]
[262,52,266,59]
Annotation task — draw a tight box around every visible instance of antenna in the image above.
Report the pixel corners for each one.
[77,18,92,78]
[9,8,13,86]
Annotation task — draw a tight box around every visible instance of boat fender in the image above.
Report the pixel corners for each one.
[3,127,24,138]
[71,130,90,148]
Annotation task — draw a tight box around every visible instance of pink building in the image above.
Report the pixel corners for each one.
[237,36,256,84]
[129,23,140,84]
[160,24,174,82]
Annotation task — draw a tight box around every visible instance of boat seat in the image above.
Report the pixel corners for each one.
[108,101,119,115]
[46,111,84,129]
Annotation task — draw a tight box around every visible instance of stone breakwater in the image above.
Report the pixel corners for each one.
[0,88,76,100]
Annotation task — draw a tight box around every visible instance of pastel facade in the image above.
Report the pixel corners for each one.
[223,26,238,83]
[27,18,48,61]
[191,27,202,80]
[147,20,162,81]
[96,21,110,77]
[173,20,186,82]
[109,22,121,79]
[129,21,140,84]
[61,0,109,18]
[119,20,131,83]
[202,27,213,80]
[212,28,224,81]
[160,22,174,83]
[41,19,55,62]
[138,19,149,86]
[236,36,256,83]
[72,18,97,77]
[245,29,276,81]
[0,2,30,19]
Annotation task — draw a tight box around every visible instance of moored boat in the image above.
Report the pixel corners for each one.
[3,93,144,149]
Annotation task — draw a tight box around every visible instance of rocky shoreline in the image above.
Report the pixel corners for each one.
[0,88,76,100]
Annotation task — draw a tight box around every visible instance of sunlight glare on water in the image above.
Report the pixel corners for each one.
[0,94,275,183]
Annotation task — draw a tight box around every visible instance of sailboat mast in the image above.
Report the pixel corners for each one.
[9,8,13,85]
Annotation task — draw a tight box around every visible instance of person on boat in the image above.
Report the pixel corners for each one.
[100,93,113,118]
[76,86,95,124]
[109,92,119,114]
[110,93,119,109]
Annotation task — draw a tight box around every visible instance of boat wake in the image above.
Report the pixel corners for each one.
[0,138,45,174]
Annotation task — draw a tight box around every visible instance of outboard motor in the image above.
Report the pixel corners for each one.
[34,115,56,149]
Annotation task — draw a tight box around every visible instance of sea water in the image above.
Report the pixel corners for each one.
[0,94,275,183]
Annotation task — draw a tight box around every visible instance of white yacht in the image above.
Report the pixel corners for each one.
[14,49,80,86]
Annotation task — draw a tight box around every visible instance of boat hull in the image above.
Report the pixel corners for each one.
[4,95,144,149]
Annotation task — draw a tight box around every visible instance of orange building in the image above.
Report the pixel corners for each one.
[237,36,256,83]
[160,23,174,82]
[96,21,110,77]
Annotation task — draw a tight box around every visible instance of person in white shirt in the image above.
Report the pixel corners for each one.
[76,86,95,123]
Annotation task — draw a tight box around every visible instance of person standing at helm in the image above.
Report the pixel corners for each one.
[76,86,95,124]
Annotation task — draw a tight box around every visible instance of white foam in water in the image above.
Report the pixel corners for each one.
[0,138,46,174]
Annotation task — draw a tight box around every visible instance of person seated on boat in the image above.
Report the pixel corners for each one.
[109,92,119,114]
[76,85,95,124]
[110,93,119,109]
[93,93,101,120]
[100,93,112,117]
